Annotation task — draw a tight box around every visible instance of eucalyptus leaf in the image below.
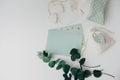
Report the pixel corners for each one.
[56,60,66,70]
[56,64,63,70]
[48,61,56,68]
[63,74,72,80]
[84,70,91,78]
[79,58,86,65]
[63,74,68,79]
[71,54,76,61]
[76,53,81,59]
[71,68,78,76]
[43,51,48,57]
[70,48,78,55]
[59,60,66,65]
[63,64,70,74]
[93,70,102,78]
[42,57,51,63]
[77,69,84,80]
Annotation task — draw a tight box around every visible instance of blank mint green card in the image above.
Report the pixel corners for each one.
[45,24,83,56]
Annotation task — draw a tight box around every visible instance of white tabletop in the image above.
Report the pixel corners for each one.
[0,0,120,80]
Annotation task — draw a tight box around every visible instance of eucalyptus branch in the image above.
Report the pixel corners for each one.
[38,49,115,80]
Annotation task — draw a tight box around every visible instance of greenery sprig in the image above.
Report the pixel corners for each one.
[38,48,115,80]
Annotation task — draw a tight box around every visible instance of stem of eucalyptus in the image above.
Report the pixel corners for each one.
[102,72,115,78]
[83,65,101,68]
[56,59,60,63]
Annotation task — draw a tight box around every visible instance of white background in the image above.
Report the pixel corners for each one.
[0,0,120,80]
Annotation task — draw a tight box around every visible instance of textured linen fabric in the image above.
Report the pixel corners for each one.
[88,0,108,25]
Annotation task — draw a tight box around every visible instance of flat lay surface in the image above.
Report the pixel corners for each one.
[0,0,120,80]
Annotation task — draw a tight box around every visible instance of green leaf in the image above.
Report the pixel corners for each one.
[71,54,77,61]
[77,69,84,80]
[79,58,86,65]
[70,48,78,55]
[71,68,78,76]
[63,74,72,80]
[43,51,48,57]
[56,64,63,70]
[84,70,91,78]
[59,60,66,65]
[56,60,66,70]
[48,61,56,68]
[70,48,81,61]
[42,57,51,63]
[63,74,68,79]
[93,70,102,78]
[76,53,81,59]
[63,64,70,74]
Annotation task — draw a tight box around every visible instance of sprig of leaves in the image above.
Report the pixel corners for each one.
[38,48,115,80]
[38,51,51,63]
